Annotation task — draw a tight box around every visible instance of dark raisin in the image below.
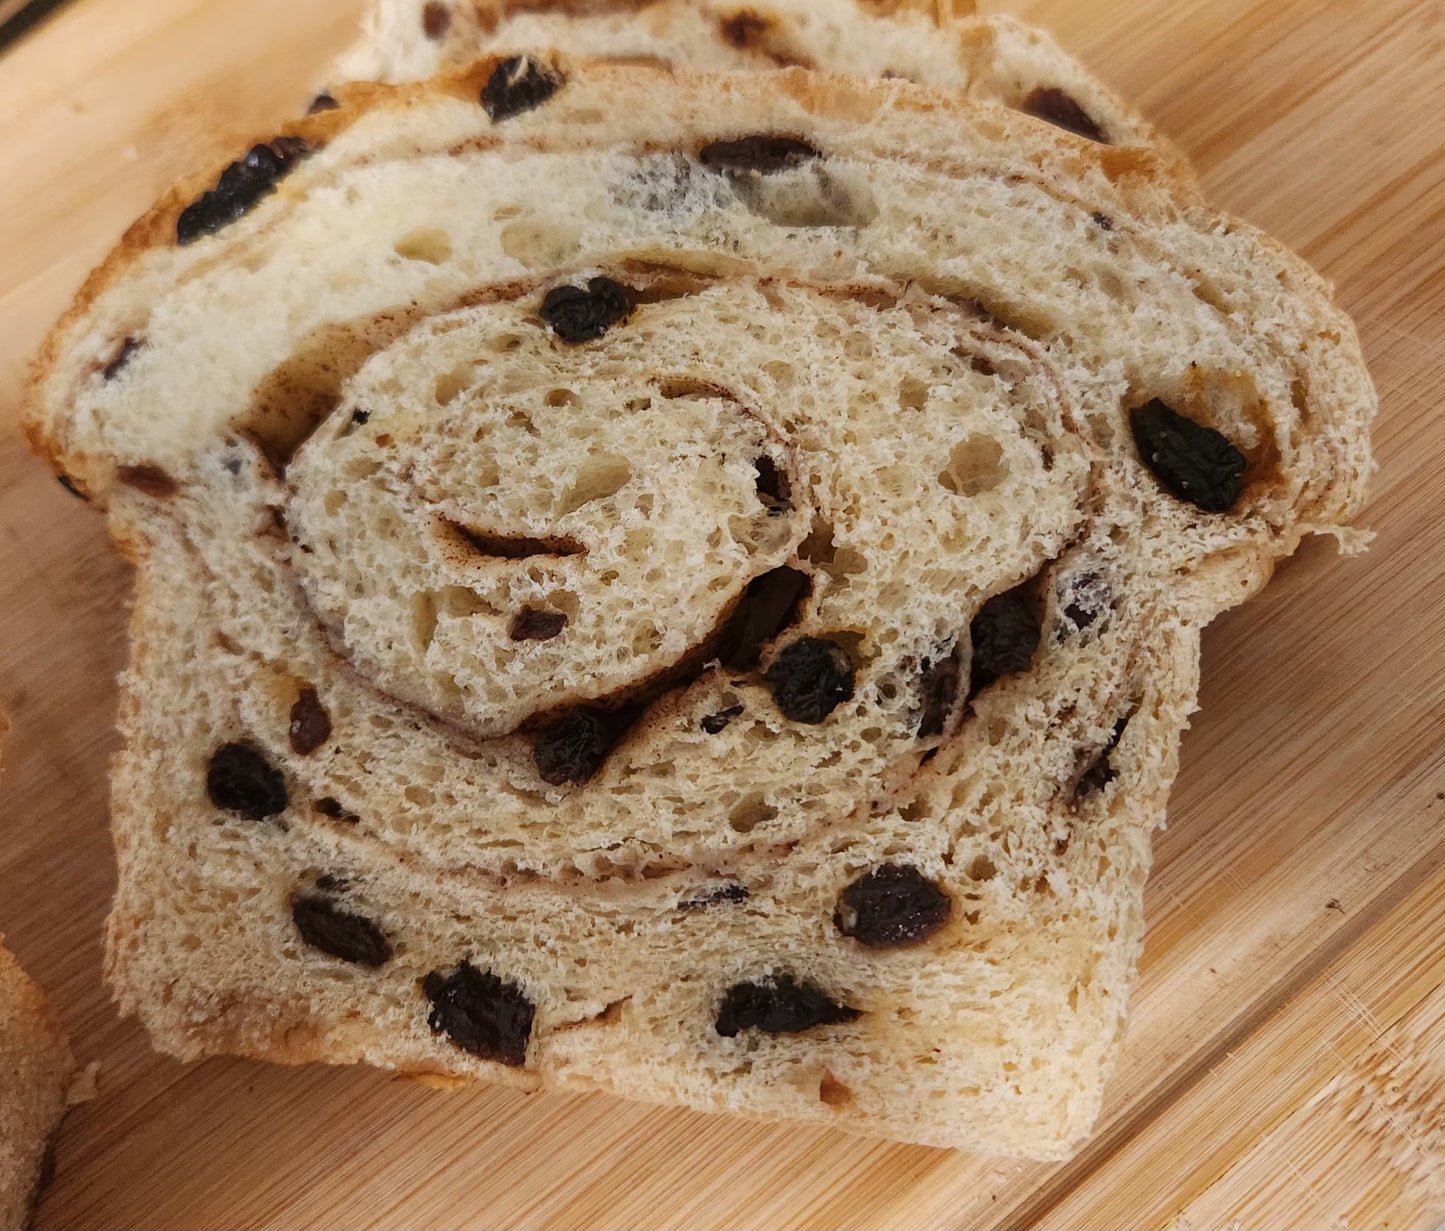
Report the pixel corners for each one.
[314,796,361,824]
[835,864,952,948]
[176,138,312,245]
[291,894,391,966]
[916,650,961,738]
[1129,399,1247,513]
[1073,715,1130,804]
[351,409,370,425]
[532,707,625,785]
[307,91,340,115]
[767,636,854,723]
[753,455,791,511]
[718,567,811,671]
[509,607,568,641]
[423,962,534,1066]
[1061,572,1112,634]
[539,277,633,343]
[481,54,562,123]
[969,584,1041,697]
[700,705,745,735]
[1021,87,1107,144]
[421,0,451,38]
[288,686,332,755]
[206,742,287,819]
[698,135,821,174]
[678,882,749,910]
[715,975,860,1037]
[57,474,88,501]
[1092,211,1114,231]
[718,10,769,48]
[116,464,178,498]
[102,337,141,381]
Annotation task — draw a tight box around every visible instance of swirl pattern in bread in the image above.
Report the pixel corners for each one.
[27,62,1374,1157]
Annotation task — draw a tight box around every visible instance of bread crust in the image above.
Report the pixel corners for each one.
[0,718,76,1230]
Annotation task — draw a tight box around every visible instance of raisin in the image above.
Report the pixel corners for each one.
[1129,399,1247,513]
[678,882,749,910]
[767,636,854,723]
[835,864,952,948]
[176,138,312,245]
[289,686,332,755]
[424,962,534,1066]
[698,135,821,174]
[306,92,340,115]
[314,796,361,824]
[969,584,1041,697]
[715,975,860,1037]
[292,894,391,967]
[753,455,791,511]
[509,607,568,641]
[481,54,562,123]
[116,465,178,498]
[700,705,745,735]
[1021,87,1107,144]
[206,742,287,819]
[539,277,633,343]
[1074,715,1130,804]
[916,650,961,738]
[532,707,626,785]
[421,1,451,38]
[718,567,811,671]
[57,474,88,501]
[1061,572,1112,634]
[102,337,141,381]
[351,409,370,425]
[1092,211,1114,231]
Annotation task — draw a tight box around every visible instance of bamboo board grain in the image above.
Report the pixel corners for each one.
[0,0,1441,1227]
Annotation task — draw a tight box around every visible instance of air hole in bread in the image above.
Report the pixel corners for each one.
[897,375,930,412]
[728,794,778,833]
[967,855,999,882]
[443,520,585,560]
[938,434,1008,497]
[433,364,477,405]
[393,227,453,264]
[556,455,632,516]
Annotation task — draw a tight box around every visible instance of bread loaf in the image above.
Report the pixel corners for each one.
[334,0,1194,180]
[27,60,1374,1157]
[0,719,76,1231]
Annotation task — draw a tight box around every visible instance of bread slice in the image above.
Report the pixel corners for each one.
[332,0,1194,181]
[27,61,1373,1157]
[0,720,76,1231]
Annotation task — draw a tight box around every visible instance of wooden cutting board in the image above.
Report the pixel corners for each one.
[0,0,1441,1226]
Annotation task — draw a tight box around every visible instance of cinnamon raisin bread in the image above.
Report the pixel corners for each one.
[1,721,76,1231]
[334,0,1193,180]
[27,62,1374,1158]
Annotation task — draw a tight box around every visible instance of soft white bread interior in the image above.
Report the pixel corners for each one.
[27,61,1374,1157]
